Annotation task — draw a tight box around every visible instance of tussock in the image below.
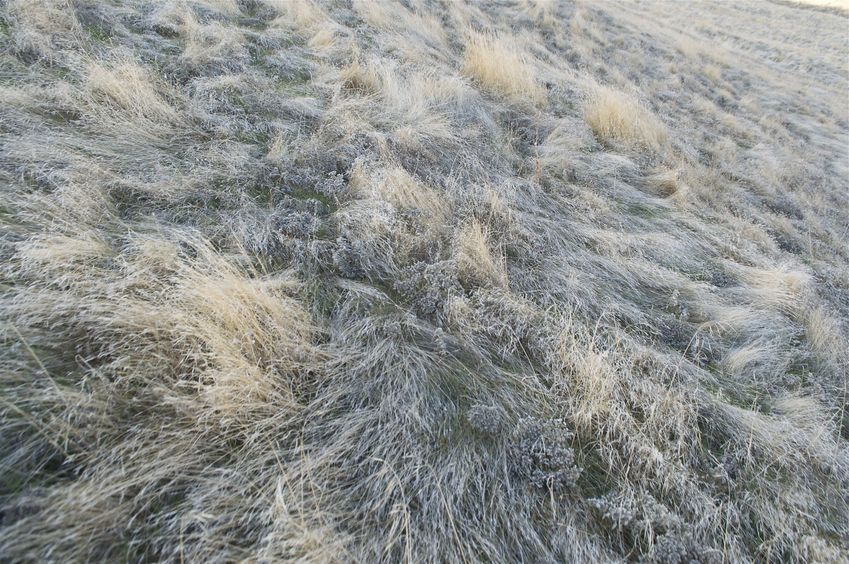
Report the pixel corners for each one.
[351,162,450,223]
[645,167,683,198]
[462,31,546,106]
[456,218,506,288]
[268,0,327,29]
[1,0,848,561]
[804,306,845,363]
[83,56,181,124]
[585,85,668,151]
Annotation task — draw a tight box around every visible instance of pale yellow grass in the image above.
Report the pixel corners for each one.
[584,85,667,151]
[84,57,179,123]
[349,160,449,224]
[462,32,546,106]
[456,219,506,287]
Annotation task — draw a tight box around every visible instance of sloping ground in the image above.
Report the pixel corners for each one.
[1,1,847,561]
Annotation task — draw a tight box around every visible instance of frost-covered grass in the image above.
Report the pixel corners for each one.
[1,0,848,562]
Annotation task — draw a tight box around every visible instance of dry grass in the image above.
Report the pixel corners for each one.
[645,168,681,197]
[351,162,450,223]
[456,218,506,288]
[339,57,382,94]
[83,57,180,124]
[1,0,848,561]
[269,0,327,28]
[585,85,668,151]
[804,306,845,362]
[462,31,546,106]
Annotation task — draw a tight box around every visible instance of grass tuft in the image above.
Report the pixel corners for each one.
[462,31,546,106]
[585,85,668,151]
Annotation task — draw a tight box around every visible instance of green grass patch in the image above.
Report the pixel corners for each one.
[84,24,112,42]
[624,201,662,219]
[289,187,338,213]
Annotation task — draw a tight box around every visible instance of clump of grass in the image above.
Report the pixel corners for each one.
[83,56,180,123]
[740,263,811,315]
[3,0,81,61]
[523,0,558,27]
[267,0,326,28]
[456,218,506,287]
[350,161,449,223]
[462,31,546,106]
[703,63,723,82]
[645,168,681,197]
[339,58,382,94]
[584,85,667,151]
[804,305,845,363]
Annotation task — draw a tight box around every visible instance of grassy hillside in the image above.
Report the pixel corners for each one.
[1,0,847,561]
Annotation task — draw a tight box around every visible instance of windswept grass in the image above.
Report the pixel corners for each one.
[1,0,847,562]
